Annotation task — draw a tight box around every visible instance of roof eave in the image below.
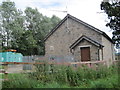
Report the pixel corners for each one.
[70,36,104,49]
[102,32,114,44]
[44,15,68,41]
[44,14,114,44]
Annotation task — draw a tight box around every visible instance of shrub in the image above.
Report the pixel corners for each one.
[54,65,68,84]
[29,60,53,83]
[66,66,79,86]
[108,65,118,75]
[95,65,109,79]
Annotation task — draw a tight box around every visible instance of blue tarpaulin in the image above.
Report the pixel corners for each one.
[0,52,23,62]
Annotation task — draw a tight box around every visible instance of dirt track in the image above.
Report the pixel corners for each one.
[6,65,23,73]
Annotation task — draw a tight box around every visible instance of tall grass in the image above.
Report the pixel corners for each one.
[28,62,119,87]
[2,61,119,88]
[2,73,38,88]
[90,74,119,88]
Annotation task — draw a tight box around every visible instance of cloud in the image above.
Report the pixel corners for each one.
[65,0,112,37]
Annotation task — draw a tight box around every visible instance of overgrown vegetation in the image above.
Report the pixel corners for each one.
[2,62,119,88]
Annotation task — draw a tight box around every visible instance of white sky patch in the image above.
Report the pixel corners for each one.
[0,0,113,38]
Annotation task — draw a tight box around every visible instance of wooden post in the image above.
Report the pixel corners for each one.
[3,63,8,80]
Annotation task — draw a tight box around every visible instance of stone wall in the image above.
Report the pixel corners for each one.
[73,39,99,62]
[45,18,103,61]
[102,36,115,65]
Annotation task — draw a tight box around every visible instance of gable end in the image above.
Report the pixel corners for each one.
[44,14,114,44]
[70,35,104,49]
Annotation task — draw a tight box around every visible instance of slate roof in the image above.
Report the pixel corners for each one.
[44,14,114,44]
[69,35,104,49]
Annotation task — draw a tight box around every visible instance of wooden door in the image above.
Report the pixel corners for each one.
[81,47,90,62]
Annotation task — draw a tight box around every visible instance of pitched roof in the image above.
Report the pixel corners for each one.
[44,14,114,43]
[70,35,104,49]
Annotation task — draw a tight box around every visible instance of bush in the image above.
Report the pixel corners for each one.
[29,60,53,83]
[95,65,108,78]
[54,65,68,84]
[108,65,118,75]
[66,66,79,86]
[30,62,119,87]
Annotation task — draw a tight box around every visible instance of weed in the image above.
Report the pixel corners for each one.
[2,62,119,88]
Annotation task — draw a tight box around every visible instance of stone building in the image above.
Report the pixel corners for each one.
[44,14,115,65]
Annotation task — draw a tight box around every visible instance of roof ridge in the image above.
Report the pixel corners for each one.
[44,14,113,44]
[67,14,103,34]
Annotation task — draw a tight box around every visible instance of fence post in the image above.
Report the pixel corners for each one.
[3,63,8,80]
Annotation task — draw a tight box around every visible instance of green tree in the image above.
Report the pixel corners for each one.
[10,11,25,50]
[51,15,61,28]
[0,1,24,50]
[101,0,120,48]
[0,1,61,55]
[24,7,45,55]
[24,7,61,55]
[0,10,2,50]
[17,31,37,55]
[0,1,15,48]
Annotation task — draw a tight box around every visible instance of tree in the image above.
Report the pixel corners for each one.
[24,7,45,55]
[101,0,120,48]
[0,1,61,55]
[17,30,37,55]
[10,11,25,50]
[51,15,61,28]
[0,9,2,50]
[0,1,24,49]
[24,7,61,55]
[0,1,16,47]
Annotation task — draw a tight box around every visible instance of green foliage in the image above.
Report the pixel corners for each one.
[2,74,38,88]
[35,81,70,88]
[0,1,20,48]
[54,65,68,84]
[28,62,118,87]
[2,64,119,88]
[90,74,119,89]
[0,1,61,55]
[24,7,60,55]
[17,30,37,55]
[101,1,120,48]
[65,66,79,86]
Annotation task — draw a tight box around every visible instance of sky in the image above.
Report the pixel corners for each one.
[0,0,113,38]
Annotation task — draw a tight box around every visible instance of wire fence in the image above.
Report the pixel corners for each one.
[0,55,119,82]
[1,55,119,71]
[22,55,120,70]
[22,55,44,70]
